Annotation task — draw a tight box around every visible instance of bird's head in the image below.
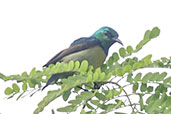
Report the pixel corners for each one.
[92,26,123,55]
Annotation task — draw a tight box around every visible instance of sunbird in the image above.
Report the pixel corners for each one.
[42,27,123,90]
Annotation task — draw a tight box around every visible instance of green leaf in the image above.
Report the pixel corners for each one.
[63,89,71,101]
[142,54,152,64]
[28,80,35,88]
[150,72,167,82]
[101,64,107,71]
[147,86,153,93]
[151,72,160,81]
[91,100,100,106]
[57,105,76,112]
[95,67,101,74]
[142,38,150,46]
[146,92,167,113]
[81,109,86,114]
[127,73,133,83]
[67,60,74,71]
[161,57,168,62]
[29,67,36,78]
[146,91,160,104]
[22,82,27,91]
[142,72,152,83]
[86,103,94,109]
[73,61,80,71]
[34,89,62,114]
[133,57,138,62]
[88,65,94,71]
[114,100,124,109]
[136,40,144,51]
[133,62,142,70]
[134,73,142,81]
[60,64,68,72]
[139,94,145,111]
[99,72,105,81]
[21,71,28,77]
[133,82,138,93]
[155,84,167,93]
[80,91,94,100]
[106,90,113,100]
[105,72,112,81]
[160,72,167,80]
[112,52,120,62]
[115,68,123,76]
[12,83,20,93]
[86,71,93,82]
[0,73,7,80]
[123,65,132,73]
[113,88,123,96]
[93,72,99,81]
[119,48,126,58]
[140,83,147,92]
[126,46,134,55]
[68,99,82,105]
[164,77,171,83]
[4,87,14,95]
[107,57,114,66]
[95,92,106,101]
[149,27,160,39]
[103,104,116,111]
[54,62,62,72]
[80,60,88,72]
[144,30,151,40]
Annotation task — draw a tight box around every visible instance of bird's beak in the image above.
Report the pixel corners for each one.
[115,38,123,46]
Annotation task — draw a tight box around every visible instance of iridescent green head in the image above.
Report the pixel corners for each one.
[92,26,123,55]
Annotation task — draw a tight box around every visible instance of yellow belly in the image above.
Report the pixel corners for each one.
[61,46,106,68]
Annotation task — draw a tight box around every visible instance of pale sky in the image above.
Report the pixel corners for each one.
[0,0,171,114]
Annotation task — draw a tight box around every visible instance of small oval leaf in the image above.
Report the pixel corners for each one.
[119,48,126,58]
[126,46,134,55]
[12,83,20,93]
[22,82,27,91]
[112,52,120,62]
[149,27,160,39]
[80,60,88,72]
[63,89,71,101]
[73,61,80,71]
[5,87,14,95]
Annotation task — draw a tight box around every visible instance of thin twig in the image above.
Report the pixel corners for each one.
[122,83,132,88]
[116,74,127,83]
[102,81,134,112]
[77,86,88,91]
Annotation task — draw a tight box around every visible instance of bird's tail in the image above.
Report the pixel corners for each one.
[42,71,76,90]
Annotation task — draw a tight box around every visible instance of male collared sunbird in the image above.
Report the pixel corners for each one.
[42,27,123,90]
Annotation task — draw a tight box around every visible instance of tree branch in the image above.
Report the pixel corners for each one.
[101,81,134,112]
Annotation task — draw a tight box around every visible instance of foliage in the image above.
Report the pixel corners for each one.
[0,27,171,114]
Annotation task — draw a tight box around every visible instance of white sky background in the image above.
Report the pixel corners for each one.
[0,0,171,114]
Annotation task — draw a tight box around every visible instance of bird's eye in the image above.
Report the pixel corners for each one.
[104,30,109,35]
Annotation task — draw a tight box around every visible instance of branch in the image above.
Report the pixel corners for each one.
[101,81,134,112]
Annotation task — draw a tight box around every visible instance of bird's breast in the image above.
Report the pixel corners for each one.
[61,46,106,68]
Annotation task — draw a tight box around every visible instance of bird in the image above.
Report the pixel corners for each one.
[42,26,123,90]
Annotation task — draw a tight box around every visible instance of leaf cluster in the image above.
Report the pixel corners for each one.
[0,27,171,114]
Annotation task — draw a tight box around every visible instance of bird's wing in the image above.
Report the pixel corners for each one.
[43,38,100,67]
